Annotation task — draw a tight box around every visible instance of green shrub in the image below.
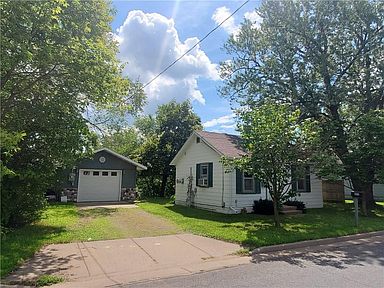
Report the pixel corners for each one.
[253,199,274,215]
[1,174,47,227]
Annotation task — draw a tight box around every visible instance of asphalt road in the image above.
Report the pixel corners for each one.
[124,235,384,288]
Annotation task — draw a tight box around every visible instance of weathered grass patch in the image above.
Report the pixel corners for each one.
[35,274,65,287]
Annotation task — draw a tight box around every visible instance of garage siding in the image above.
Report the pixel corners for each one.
[74,150,137,188]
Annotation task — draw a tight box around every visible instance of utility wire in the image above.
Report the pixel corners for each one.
[143,0,250,89]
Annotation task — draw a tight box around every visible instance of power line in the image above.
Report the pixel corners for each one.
[143,0,250,89]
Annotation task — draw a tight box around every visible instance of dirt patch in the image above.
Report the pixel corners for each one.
[111,208,182,238]
[78,207,119,218]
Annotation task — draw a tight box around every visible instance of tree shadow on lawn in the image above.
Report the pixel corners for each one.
[1,224,68,278]
[5,236,81,285]
[251,235,384,269]
[165,204,267,223]
[163,203,384,249]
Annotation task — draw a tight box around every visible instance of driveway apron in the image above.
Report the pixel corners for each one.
[6,234,250,287]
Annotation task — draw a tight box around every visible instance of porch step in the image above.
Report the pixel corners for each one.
[282,205,298,211]
[281,205,303,215]
[281,209,302,215]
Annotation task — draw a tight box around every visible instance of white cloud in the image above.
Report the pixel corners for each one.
[220,123,237,129]
[244,10,263,29]
[116,10,219,113]
[203,113,235,128]
[212,6,263,36]
[211,6,237,35]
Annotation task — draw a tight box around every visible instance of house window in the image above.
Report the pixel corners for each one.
[243,172,254,193]
[83,171,90,176]
[196,163,213,187]
[236,169,261,194]
[196,137,201,143]
[102,171,109,176]
[293,166,311,193]
[93,171,100,176]
[111,172,117,176]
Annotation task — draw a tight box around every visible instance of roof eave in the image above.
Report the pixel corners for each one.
[95,148,147,170]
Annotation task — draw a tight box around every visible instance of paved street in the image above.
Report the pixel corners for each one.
[124,235,384,288]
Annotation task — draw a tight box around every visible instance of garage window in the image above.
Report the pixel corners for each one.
[111,172,117,176]
[83,171,90,176]
[93,171,99,176]
[102,171,109,176]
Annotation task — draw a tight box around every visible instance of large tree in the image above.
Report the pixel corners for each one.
[137,101,202,197]
[220,0,384,214]
[229,102,313,227]
[0,0,144,227]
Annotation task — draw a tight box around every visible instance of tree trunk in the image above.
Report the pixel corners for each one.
[272,198,280,228]
[351,178,375,216]
[159,171,168,198]
[361,183,375,216]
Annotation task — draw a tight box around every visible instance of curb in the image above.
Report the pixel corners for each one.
[0,285,33,288]
[251,230,384,255]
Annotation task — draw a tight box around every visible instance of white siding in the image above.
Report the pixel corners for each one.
[174,134,323,213]
[174,134,233,213]
[229,172,323,211]
[230,170,267,212]
[373,184,384,200]
[345,181,384,200]
[294,173,324,208]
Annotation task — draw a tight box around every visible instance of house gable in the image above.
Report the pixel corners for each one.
[171,132,223,166]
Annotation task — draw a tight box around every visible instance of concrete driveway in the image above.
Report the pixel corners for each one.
[6,234,249,287]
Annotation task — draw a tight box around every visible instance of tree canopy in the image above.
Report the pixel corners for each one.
[0,0,145,227]
[137,101,202,197]
[220,0,384,213]
[227,102,313,226]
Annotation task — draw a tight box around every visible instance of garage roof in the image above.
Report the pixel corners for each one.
[95,148,147,170]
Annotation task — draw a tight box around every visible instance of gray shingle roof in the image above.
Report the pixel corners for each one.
[196,131,246,158]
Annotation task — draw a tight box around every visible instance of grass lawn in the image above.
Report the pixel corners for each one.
[0,203,180,278]
[2,200,383,279]
[139,199,384,250]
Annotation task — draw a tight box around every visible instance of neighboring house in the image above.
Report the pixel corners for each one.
[344,181,384,201]
[62,148,146,202]
[170,131,323,214]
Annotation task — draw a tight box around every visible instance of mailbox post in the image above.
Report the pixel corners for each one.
[351,192,362,226]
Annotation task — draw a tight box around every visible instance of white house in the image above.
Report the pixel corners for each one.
[344,181,384,201]
[170,131,323,214]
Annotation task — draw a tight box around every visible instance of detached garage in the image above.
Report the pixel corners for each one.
[62,148,146,202]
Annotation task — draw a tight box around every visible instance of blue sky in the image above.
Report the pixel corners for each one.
[110,0,261,134]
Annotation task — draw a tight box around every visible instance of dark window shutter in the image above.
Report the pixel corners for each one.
[208,163,213,187]
[236,169,243,194]
[306,167,311,192]
[196,164,200,186]
[292,181,297,192]
[254,179,261,194]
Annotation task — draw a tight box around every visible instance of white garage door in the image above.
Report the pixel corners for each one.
[78,169,121,202]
